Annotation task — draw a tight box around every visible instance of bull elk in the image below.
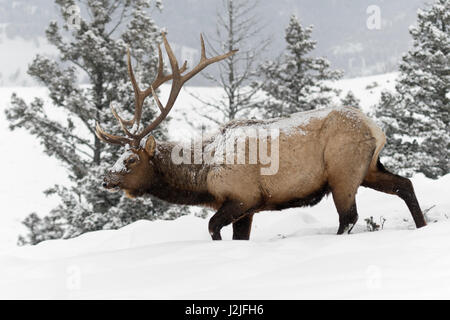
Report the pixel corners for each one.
[96,33,426,240]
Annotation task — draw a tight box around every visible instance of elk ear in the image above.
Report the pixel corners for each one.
[144,136,156,157]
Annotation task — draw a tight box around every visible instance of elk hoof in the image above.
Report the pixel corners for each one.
[337,223,355,235]
[210,231,222,240]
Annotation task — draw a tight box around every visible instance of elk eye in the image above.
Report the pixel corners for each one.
[128,157,136,164]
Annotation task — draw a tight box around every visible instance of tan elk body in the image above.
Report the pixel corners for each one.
[97,33,426,240]
[202,106,385,210]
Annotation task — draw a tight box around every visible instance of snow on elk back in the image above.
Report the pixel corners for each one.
[205,106,361,158]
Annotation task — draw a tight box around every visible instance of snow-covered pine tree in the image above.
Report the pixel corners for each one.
[341,90,361,109]
[373,91,421,178]
[6,0,187,245]
[374,0,449,179]
[256,15,342,118]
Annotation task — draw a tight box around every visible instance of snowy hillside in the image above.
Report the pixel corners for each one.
[0,173,449,299]
[0,73,448,299]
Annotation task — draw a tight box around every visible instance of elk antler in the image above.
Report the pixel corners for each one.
[96,33,237,147]
[111,45,188,131]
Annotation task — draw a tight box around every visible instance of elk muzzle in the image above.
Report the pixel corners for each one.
[103,172,122,190]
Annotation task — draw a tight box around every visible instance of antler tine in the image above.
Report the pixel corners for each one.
[163,32,181,80]
[110,105,139,138]
[151,85,165,113]
[141,44,188,97]
[109,48,144,134]
[182,34,238,84]
[133,33,238,142]
[95,122,132,146]
[156,44,164,80]
[200,33,207,60]
[127,48,142,108]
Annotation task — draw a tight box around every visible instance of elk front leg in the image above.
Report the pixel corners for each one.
[209,200,246,240]
[232,213,254,240]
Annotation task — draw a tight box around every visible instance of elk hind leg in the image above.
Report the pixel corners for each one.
[362,161,426,228]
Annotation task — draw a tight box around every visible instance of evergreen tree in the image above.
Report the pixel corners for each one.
[374,0,449,179]
[6,0,187,245]
[256,15,342,118]
[341,90,361,109]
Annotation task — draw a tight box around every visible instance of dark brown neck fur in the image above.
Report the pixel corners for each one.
[144,142,215,206]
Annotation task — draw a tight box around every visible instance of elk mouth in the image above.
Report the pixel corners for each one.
[103,175,122,191]
[104,184,121,192]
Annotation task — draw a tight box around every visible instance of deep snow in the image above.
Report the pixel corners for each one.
[0,173,449,299]
[0,73,448,299]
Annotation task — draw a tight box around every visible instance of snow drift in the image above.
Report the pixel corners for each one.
[0,174,448,299]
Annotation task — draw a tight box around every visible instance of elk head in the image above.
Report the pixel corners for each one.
[96,33,237,197]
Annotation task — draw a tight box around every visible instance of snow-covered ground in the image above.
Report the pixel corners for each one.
[0,73,449,299]
[0,173,449,299]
